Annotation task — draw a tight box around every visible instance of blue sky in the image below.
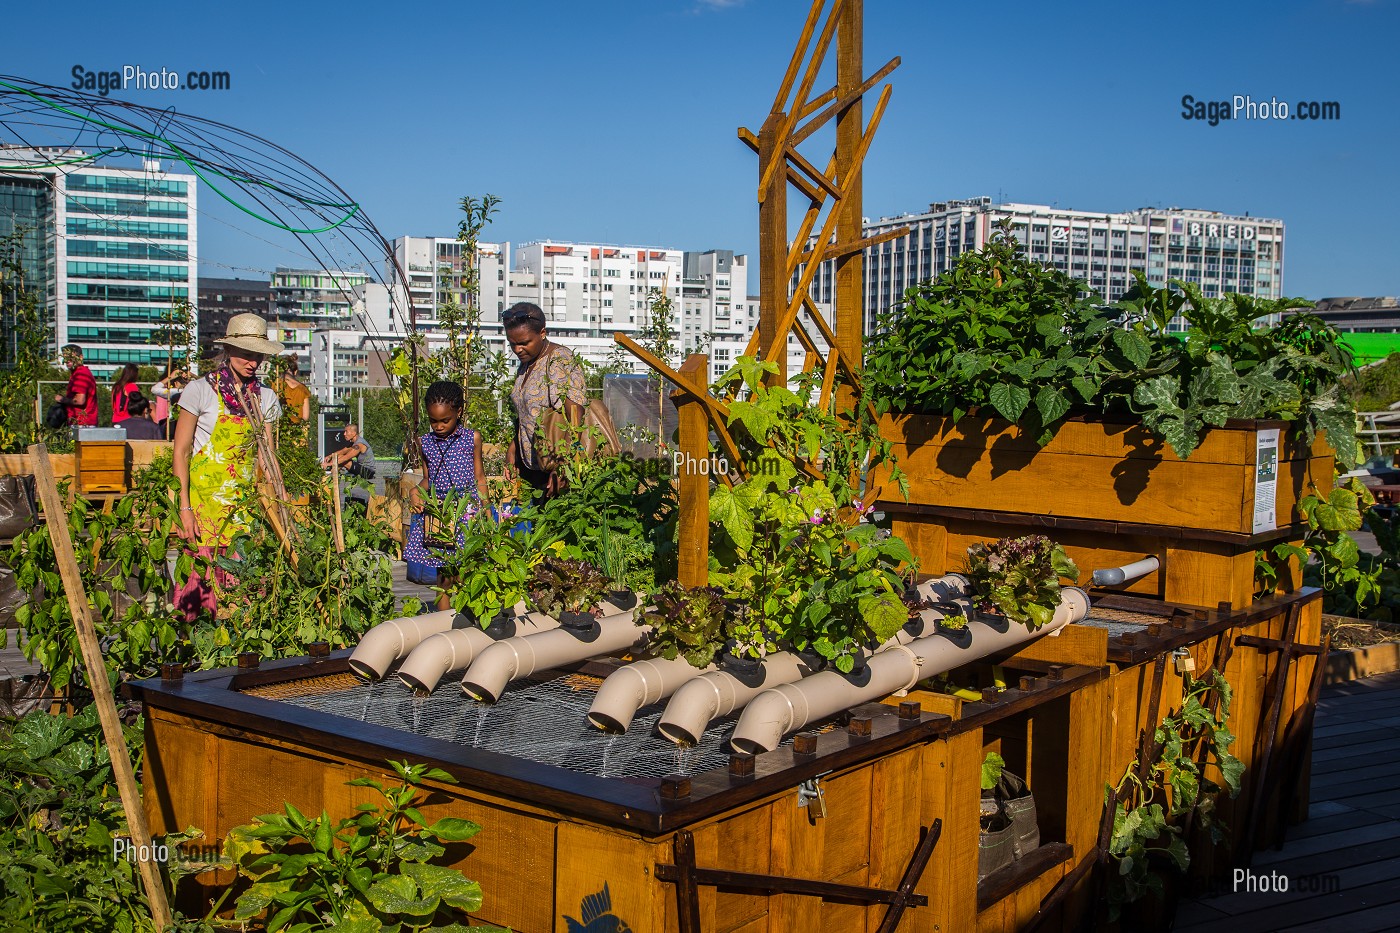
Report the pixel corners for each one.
[3,0,1395,299]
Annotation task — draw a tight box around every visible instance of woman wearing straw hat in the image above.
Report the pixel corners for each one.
[172,313,283,618]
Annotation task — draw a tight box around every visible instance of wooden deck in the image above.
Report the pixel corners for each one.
[1176,669,1400,932]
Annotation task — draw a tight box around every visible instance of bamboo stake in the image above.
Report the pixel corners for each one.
[27,444,173,931]
[330,460,345,553]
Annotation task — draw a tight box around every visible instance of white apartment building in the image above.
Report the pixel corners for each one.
[269,267,371,364]
[0,146,198,375]
[306,282,410,403]
[800,197,1285,334]
[388,236,510,336]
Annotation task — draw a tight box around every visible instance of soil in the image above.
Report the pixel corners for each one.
[1322,614,1400,651]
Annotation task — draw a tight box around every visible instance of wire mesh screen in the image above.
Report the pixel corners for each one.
[245,669,738,779]
[1078,606,1161,638]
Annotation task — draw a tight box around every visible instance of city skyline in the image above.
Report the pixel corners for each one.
[0,0,1392,302]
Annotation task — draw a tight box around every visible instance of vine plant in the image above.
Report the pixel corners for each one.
[1106,669,1244,914]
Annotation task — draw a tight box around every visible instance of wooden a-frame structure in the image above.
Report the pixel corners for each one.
[616,0,903,585]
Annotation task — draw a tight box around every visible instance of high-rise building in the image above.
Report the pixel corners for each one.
[196,276,271,356]
[0,145,198,374]
[268,267,371,366]
[389,236,510,335]
[682,250,754,382]
[799,197,1285,334]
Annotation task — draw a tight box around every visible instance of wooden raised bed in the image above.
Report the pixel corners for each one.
[135,652,1109,933]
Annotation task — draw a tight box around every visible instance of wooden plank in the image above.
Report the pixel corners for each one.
[675,355,712,588]
[864,747,924,932]
[920,729,982,933]
[999,624,1109,669]
[555,823,666,933]
[29,444,172,930]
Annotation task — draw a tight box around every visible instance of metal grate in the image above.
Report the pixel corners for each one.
[249,669,745,779]
[1078,606,1163,638]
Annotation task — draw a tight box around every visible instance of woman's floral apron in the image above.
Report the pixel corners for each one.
[176,393,256,618]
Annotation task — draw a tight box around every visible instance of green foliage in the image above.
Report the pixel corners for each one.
[226,759,504,933]
[980,751,1006,791]
[527,555,611,618]
[5,469,198,697]
[642,583,730,668]
[703,356,916,671]
[428,495,542,625]
[0,707,212,932]
[1262,474,1400,620]
[865,224,1358,465]
[1106,670,1243,914]
[964,535,1079,630]
[1344,351,1400,412]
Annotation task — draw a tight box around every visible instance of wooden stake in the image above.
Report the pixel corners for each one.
[330,461,345,553]
[27,444,173,931]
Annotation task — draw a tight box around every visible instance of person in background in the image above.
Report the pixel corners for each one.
[321,423,376,479]
[274,353,312,426]
[120,395,164,440]
[402,381,489,610]
[172,314,283,619]
[503,302,585,498]
[55,344,98,428]
[111,363,141,424]
[152,363,191,433]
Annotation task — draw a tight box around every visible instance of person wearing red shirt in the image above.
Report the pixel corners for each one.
[56,345,98,427]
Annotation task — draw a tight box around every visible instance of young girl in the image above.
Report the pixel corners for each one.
[403,381,490,610]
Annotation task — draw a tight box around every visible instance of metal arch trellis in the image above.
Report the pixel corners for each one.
[615,0,904,587]
[0,75,433,466]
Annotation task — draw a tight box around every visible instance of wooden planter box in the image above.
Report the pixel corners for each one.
[875,414,1329,534]
[873,415,1332,608]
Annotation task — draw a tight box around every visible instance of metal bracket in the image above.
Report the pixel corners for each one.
[797,771,830,818]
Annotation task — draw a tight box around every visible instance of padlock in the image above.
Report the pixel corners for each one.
[1174,649,1196,674]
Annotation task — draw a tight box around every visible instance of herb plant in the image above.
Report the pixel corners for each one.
[964,535,1079,629]
[435,506,542,626]
[1106,670,1243,915]
[642,582,731,668]
[226,759,502,932]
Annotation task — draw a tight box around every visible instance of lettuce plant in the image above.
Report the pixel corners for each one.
[965,535,1079,630]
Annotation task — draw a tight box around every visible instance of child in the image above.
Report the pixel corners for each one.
[403,381,490,610]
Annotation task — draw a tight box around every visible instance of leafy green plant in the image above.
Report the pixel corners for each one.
[865,224,1359,465]
[964,535,1079,629]
[642,582,730,668]
[706,355,916,671]
[1106,670,1243,914]
[981,751,1006,791]
[0,706,213,932]
[226,759,503,932]
[1263,474,1399,620]
[5,472,201,697]
[527,555,611,618]
[435,505,542,626]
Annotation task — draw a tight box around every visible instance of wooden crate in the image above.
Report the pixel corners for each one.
[75,440,128,494]
[875,414,1331,535]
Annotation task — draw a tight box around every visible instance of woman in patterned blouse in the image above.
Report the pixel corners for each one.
[503,302,586,498]
[403,380,489,609]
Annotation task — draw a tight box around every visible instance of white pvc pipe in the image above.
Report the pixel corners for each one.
[347,610,466,681]
[916,572,973,604]
[729,589,1089,754]
[1092,557,1161,587]
[587,656,715,734]
[657,652,810,748]
[460,609,647,703]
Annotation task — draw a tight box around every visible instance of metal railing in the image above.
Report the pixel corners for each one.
[1358,411,1400,461]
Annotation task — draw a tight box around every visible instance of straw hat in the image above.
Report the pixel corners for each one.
[217,313,284,356]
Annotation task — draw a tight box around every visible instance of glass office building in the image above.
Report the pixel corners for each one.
[0,146,197,374]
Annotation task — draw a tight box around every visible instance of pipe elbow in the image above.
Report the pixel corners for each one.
[730,688,797,755]
[460,639,523,704]
[347,609,464,681]
[587,664,651,734]
[398,627,494,694]
[657,676,724,748]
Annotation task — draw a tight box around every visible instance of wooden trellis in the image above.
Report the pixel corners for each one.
[616,0,902,585]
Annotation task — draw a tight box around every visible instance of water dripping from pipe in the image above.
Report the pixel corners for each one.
[601,735,619,778]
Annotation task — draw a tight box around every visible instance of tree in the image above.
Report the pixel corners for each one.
[0,228,61,452]
[639,286,678,452]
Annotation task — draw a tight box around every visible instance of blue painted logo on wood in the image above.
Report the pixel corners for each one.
[564,882,633,933]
